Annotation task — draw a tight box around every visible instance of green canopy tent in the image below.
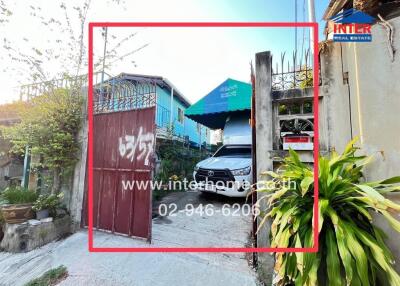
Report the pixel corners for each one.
[185,78,252,129]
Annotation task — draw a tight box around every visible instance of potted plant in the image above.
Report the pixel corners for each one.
[255,138,400,285]
[0,187,38,224]
[32,193,64,220]
[0,205,4,241]
[0,192,6,240]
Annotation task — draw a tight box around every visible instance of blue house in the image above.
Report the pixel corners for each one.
[94,73,210,147]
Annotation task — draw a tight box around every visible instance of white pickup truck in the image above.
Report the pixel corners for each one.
[193,115,252,197]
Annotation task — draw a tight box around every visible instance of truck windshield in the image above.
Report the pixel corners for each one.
[213,146,252,158]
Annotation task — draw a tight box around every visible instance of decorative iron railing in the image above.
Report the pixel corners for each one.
[18,72,157,114]
[19,72,110,101]
[93,76,156,114]
[272,49,313,91]
[272,69,313,91]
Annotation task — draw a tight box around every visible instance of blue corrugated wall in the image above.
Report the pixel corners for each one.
[156,86,209,146]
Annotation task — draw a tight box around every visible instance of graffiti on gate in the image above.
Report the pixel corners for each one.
[118,126,155,166]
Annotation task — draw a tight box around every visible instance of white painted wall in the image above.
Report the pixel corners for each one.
[223,114,251,145]
[321,17,400,181]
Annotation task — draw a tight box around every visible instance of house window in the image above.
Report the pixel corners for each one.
[177,107,184,124]
[197,123,201,133]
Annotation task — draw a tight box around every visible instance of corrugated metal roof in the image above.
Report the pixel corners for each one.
[185,78,251,129]
[323,0,350,20]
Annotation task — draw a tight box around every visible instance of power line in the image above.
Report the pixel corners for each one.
[301,0,306,65]
[295,0,298,52]
[307,0,316,58]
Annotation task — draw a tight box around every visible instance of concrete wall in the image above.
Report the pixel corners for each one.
[68,89,88,231]
[271,87,327,162]
[0,162,23,189]
[1,216,71,253]
[321,17,400,180]
[254,16,400,277]
[320,16,400,271]
[254,51,275,284]
[255,53,322,282]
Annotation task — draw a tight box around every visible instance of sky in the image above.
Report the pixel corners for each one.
[0,0,329,104]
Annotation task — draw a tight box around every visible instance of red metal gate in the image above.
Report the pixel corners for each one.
[90,107,155,240]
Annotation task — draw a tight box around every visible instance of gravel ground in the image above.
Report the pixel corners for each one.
[0,191,257,286]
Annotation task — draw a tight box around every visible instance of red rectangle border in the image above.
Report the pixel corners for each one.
[88,22,319,253]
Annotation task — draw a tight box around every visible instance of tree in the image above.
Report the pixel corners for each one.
[1,89,83,194]
[0,1,148,192]
[0,0,12,25]
[1,0,148,90]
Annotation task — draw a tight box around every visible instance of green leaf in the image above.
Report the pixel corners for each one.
[295,234,304,275]
[302,230,319,285]
[256,139,400,286]
[374,176,400,185]
[300,176,314,196]
[317,199,329,233]
[346,201,372,221]
[334,220,353,283]
[380,210,400,232]
[344,224,370,286]
[304,252,320,286]
[326,227,342,286]
[260,170,280,178]
[344,136,359,155]
[288,147,300,163]
[355,184,386,202]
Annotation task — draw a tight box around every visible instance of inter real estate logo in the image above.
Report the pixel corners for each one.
[330,8,375,42]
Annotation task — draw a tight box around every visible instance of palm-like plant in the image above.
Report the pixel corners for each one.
[256,138,400,285]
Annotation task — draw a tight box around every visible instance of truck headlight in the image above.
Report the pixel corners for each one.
[194,165,199,172]
[231,166,251,176]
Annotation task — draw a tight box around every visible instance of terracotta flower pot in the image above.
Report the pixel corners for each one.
[0,204,35,224]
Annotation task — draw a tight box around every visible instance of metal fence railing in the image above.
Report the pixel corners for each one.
[19,72,111,101]
[272,49,313,91]
[93,76,156,114]
[156,104,170,129]
[17,72,159,115]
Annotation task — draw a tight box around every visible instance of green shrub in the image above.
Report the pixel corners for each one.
[0,186,38,204]
[32,193,64,215]
[256,138,400,285]
[157,140,209,182]
[1,89,83,194]
[25,265,68,286]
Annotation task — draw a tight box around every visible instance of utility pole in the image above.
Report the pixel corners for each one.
[100,27,108,101]
[307,0,316,56]
[21,145,30,189]
[295,0,298,52]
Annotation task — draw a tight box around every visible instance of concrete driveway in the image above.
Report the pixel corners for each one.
[0,191,258,286]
